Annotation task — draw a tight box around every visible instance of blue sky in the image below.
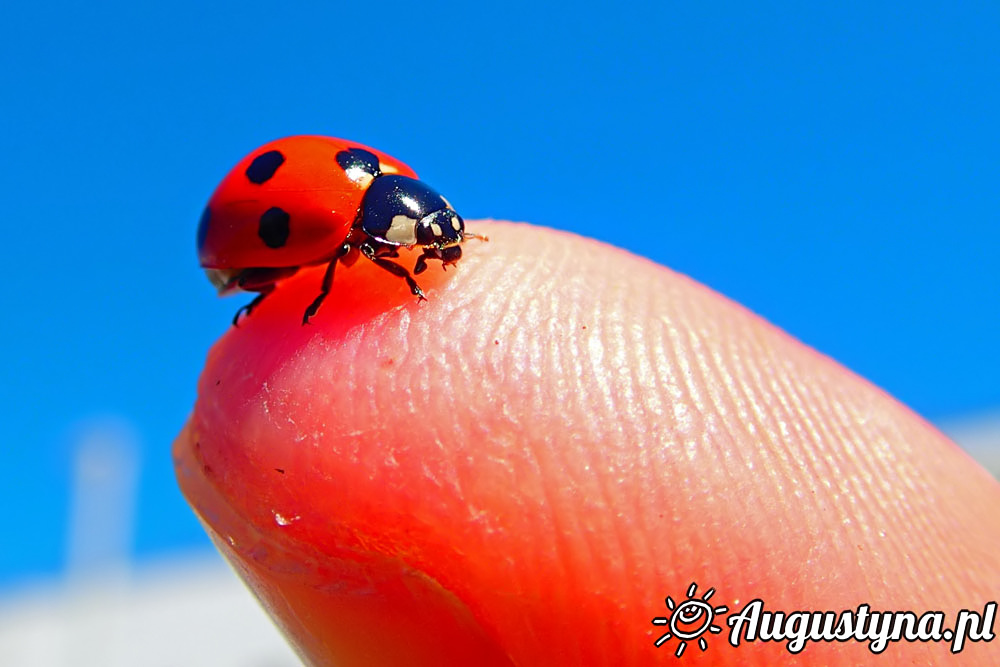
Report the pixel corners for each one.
[1,1,997,587]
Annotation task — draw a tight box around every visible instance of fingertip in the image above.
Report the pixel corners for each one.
[179,221,1000,665]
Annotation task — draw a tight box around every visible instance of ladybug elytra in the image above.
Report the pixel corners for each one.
[197,135,482,324]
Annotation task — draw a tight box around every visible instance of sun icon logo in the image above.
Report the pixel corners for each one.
[651,582,729,657]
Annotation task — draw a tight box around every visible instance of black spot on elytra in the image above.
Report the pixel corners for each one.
[245,150,285,184]
[335,148,381,181]
[196,206,211,250]
[258,207,290,248]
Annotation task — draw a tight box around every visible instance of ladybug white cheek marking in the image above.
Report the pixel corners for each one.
[451,215,461,231]
[430,222,443,237]
[386,215,418,245]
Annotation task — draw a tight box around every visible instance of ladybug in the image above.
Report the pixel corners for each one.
[197,135,483,324]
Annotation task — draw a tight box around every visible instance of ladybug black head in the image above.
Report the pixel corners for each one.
[359,175,464,248]
[414,208,464,247]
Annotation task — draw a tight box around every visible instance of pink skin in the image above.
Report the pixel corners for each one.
[175,221,1000,665]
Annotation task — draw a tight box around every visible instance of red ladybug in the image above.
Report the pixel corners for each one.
[197,135,481,324]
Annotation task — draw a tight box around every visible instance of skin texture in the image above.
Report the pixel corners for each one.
[174,221,1000,665]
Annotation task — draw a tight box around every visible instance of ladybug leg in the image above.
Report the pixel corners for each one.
[302,244,352,325]
[414,245,462,275]
[360,242,426,301]
[230,267,299,326]
[372,246,400,259]
[414,249,434,275]
[232,287,273,326]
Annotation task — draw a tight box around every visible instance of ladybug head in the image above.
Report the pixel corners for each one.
[415,208,465,248]
[359,175,464,248]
